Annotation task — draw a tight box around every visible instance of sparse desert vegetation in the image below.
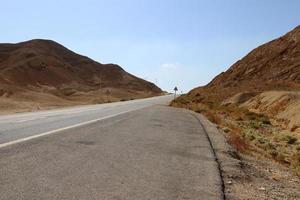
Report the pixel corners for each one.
[171,26,300,178]
[171,94,300,176]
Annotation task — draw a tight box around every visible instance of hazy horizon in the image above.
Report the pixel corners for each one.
[1,0,300,92]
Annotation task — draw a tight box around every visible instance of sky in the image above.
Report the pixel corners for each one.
[1,0,300,92]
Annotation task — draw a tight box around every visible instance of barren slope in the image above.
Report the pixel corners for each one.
[184,25,300,103]
[172,26,300,181]
[0,39,162,113]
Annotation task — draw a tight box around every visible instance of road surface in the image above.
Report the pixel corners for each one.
[0,95,222,200]
[0,95,173,147]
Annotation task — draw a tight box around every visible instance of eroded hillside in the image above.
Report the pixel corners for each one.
[0,39,163,113]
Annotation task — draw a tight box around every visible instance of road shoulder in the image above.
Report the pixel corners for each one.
[184,109,244,200]
[184,108,300,200]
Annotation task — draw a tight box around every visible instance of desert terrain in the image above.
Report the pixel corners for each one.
[172,25,300,199]
[0,39,163,114]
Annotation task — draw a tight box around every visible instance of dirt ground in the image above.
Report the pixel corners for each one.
[0,87,160,115]
[194,110,300,200]
[227,151,300,200]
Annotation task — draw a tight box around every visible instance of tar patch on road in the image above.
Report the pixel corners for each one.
[76,140,95,145]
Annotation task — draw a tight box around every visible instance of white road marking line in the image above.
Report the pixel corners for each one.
[0,108,140,149]
[17,119,30,123]
[17,117,46,123]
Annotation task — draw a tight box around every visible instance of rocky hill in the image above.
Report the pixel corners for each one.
[190,25,300,102]
[0,39,162,113]
[174,25,300,126]
[171,25,300,198]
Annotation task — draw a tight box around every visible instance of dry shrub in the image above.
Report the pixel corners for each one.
[295,166,300,176]
[205,111,222,124]
[274,151,289,164]
[202,105,250,152]
[226,124,249,152]
[228,132,249,152]
[171,95,190,106]
[291,125,299,132]
[292,152,300,166]
[291,152,300,176]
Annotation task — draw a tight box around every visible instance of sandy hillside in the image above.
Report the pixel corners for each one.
[171,25,300,188]
[174,25,300,128]
[0,39,163,113]
[243,91,300,131]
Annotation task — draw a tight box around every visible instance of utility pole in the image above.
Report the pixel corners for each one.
[105,89,111,103]
[99,73,102,92]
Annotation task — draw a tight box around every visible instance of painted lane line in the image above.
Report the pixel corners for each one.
[17,117,46,123]
[0,108,140,149]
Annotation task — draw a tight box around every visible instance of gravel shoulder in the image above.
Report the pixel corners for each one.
[188,109,300,200]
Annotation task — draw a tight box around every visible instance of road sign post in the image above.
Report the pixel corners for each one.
[174,86,178,99]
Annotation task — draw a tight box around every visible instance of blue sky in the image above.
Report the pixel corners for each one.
[1,0,300,92]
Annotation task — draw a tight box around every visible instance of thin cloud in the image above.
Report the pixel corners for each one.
[160,62,180,70]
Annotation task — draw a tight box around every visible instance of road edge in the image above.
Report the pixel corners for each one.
[186,109,246,200]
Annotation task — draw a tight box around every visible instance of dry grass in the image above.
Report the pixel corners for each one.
[228,131,249,153]
[171,94,300,176]
[204,111,222,124]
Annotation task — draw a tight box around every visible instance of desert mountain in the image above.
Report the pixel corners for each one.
[0,39,161,92]
[0,39,162,113]
[171,26,300,178]
[192,25,300,101]
[174,25,300,130]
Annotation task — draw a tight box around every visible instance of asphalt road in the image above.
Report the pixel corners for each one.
[0,95,173,147]
[0,95,222,200]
